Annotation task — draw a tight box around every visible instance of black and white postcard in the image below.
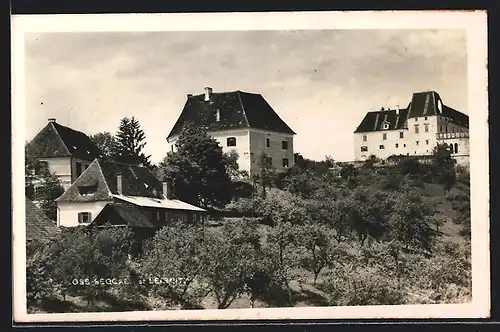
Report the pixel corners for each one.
[11,11,490,323]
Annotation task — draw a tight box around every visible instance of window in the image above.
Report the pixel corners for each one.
[452,126,455,133]
[266,138,270,148]
[78,184,97,196]
[216,109,220,122]
[445,125,448,133]
[282,140,288,150]
[399,132,404,139]
[171,145,174,152]
[78,212,91,224]
[415,117,418,121]
[227,137,236,147]
[156,211,160,221]
[440,125,443,132]
[424,123,429,132]
[263,156,272,166]
[382,133,387,140]
[379,145,385,150]
[361,146,368,152]
[165,211,168,220]
[454,143,459,154]
[382,123,389,130]
[395,143,399,148]
[425,116,428,120]
[403,143,406,147]
[282,158,289,168]
[76,162,82,177]
[416,141,419,146]
[426,139,429,145]
[363,135,367,142]
[414,125,419,134]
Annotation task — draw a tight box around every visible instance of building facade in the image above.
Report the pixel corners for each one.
[26,118,104,190]
[353,91,469,168]
[166,87,296,178]
[55,158,205,227]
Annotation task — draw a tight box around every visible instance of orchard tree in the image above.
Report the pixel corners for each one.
[256,152,277,198]
[111,117,153,169]
[89,132,116,157]
[140,223,207,308]
[158,123,233,209]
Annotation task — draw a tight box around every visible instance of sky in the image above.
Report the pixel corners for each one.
[24,29,468,163]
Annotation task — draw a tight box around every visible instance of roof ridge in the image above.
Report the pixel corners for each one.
[96,159,114,197]
[99,158,150,169]
[50,122,72,156]
[236,90,251,128]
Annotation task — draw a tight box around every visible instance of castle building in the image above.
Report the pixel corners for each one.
[353,91,469,167]
[166,87,296,178]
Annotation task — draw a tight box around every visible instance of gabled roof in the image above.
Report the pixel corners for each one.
[27,120,104,162]
[25,197,61,241]
[92,203,162,228]
[354,91,469,133]
[56,158,163,202]
[167,90,296,140]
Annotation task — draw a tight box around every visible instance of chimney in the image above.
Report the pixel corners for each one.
[116,173,123,195]
[163,179,173,200]
[204,87,213,101]
[48,118,56,123]
[395,104,400,115]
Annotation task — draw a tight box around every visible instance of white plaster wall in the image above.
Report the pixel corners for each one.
[39,157,72,188]
[248,129,294,176]
[167,129,251,176]
[354,115,470,161]
[57,201,110,227]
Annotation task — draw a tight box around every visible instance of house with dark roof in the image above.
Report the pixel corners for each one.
[166,87,296,178]
[55,158,206,228]
[26,118,104,190]
[25,197,61,241]
[353,91,470,167]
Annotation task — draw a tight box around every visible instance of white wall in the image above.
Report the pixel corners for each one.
[354,114,470,162]
[57,201,110,227]
[248,129,295,176]
[39,157,72,189]
[168,128,295,178]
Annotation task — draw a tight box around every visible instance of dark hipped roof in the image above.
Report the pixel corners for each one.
[27,120,104,162]
[56,158,163,202]
[25,197,61,241]
[92,203,163,228]
[354,91,469,133]
[354,107,410,133]
[167,90,296,140]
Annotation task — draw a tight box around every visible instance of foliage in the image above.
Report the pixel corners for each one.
[89,131,116,157]
[46,226,134,303]
[201,221,260,309]
[430,144,457,191]
[111,117,153,169]
[139,222,207,308]
[26,239,59,305]
[255,152,277,198]
[157,123,233,209]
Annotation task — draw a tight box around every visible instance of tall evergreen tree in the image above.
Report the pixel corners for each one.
[111,117,152,169]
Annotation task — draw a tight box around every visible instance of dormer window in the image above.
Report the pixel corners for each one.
[382,123,390,130]
[78,184,97,196]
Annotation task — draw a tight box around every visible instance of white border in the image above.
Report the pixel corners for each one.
[11,11,490,322]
